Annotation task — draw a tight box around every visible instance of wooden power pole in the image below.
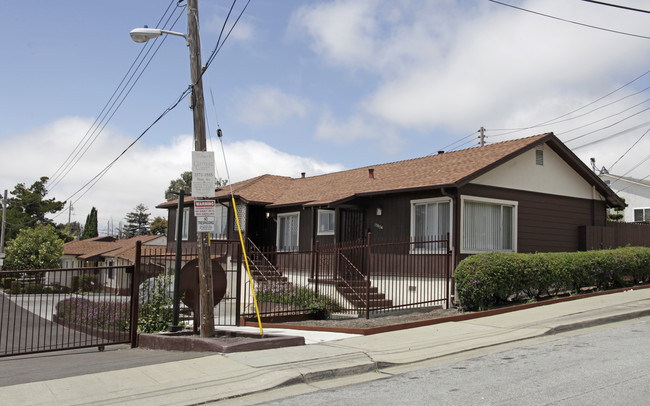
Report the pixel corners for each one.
[187,0,214,337]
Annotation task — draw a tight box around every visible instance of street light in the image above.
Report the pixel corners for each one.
[129,0,215,338]
[129,27,188,45]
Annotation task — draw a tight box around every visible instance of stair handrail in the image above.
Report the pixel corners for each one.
[246,239,284,281]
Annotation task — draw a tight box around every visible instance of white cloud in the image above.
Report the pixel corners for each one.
[314,112,403,154]
[291,0,650,129]
[235,86,310,126]
[0,117,343,235]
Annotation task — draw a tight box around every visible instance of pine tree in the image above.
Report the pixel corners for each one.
[81,207,98,240]
[124,204,151,238]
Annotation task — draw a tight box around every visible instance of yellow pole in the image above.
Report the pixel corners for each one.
[231,197,264,335]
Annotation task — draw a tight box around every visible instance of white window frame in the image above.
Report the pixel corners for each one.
[210,204,229,240]
[634,207,650,222]
[460,195,518,254]
[317,209,335,236]
[410,197,452,254]
[277,212,300,251]
[181,207,190,241]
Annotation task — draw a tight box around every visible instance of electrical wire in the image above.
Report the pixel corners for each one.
[432,130,479,154]
[608,126,650,171]
[52,1,251,219]
[488,0,650,40]
[48,2,186,192]
[580,0,650,14]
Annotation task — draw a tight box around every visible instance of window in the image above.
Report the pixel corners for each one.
[462,196,516,253]
[277,212,299,251]
[182,207,190,240]
[317,210,335,235]
[410,198,451,252]
[634,208,650,222]
[210,204,228,240]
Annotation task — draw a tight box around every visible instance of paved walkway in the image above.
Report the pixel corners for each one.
[1,287,649,405]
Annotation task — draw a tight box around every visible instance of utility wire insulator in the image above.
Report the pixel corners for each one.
[217,128,223,138]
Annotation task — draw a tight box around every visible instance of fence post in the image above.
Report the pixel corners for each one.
[445,232,451,309]
[314,241,320,296]
[365,232,371,320]
[129,240,142,348]
[235,242,242,326]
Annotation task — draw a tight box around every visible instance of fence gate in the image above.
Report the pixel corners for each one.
[1,266,134,358]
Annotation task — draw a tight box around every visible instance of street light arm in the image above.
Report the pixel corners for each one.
[129,27,188,45]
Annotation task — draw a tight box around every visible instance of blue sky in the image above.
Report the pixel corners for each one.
[2,0,650,233]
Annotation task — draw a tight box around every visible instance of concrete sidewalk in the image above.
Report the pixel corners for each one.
[2,287,649,405]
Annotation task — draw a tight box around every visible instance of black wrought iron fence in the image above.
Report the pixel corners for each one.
[136,240,242,332]
[242,233,451,321]
[0,266,133,357]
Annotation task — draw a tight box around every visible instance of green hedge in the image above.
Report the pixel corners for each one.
[455,247,650,311]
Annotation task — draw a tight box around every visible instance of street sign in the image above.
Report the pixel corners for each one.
[191,151,216,198]
[194,200,216,217]
[196,216,215,232]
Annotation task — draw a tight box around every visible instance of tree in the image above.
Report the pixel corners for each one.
[4,177,66,241]
[150,216,168,236]
[164,171,227,201]
[165,171,192,201]
[81,207,98,239]
[4,225,64,270]
[124,204,150,237]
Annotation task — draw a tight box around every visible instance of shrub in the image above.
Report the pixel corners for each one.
[10,280,22,294]
[255,282,341,319]
[138,275,175,333]
[78,274,99,293]
[456,247,650,311]
[56,297,129,332]
[22,284,44,294]
[2,277,16,290]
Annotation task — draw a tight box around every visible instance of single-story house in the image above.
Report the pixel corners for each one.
[158,133,625,271]
[60,235,167,293]
[599,173,650,223]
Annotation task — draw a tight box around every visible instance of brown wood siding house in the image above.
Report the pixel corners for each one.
[157,133,624,269]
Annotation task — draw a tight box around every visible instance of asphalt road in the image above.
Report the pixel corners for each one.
[255,317,650,406]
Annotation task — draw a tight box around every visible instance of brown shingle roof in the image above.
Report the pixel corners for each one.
[157,133,625,209]
[63,235,164,262]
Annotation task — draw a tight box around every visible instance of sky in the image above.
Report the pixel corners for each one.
[1,0,650,235]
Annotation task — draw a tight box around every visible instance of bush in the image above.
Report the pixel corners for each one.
[10,280,22,294]
[456,247,650,311]
[2,277,16,290]
[22,283,44,294]
[138,275,174,333]
[78,274,99,293]
[255,282,341,319]
[56,297,129,331]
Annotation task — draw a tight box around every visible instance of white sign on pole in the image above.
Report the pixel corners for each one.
[194,200,216,217]
[191,151,216,198]
[197,216,216,232]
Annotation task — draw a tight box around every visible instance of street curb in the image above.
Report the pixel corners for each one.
[544,309,650,335]
[218,299,650,404]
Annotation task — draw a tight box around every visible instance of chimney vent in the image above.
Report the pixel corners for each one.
[301,172,305,178]
[438,150,445,155]
[368,168,375,179]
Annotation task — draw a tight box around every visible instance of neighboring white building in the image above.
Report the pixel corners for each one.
[600,173,650,223]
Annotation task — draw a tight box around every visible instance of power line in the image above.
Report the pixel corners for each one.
[608,126,650,171]
[54,1,252,219]
[580,0,650,15]
[48,2,185,191]
[488,0,650,40]
[487,68,650,137]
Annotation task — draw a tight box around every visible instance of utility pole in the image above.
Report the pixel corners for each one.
[479,127,485,147]
[0,190,7,267]
[187,0,214,337]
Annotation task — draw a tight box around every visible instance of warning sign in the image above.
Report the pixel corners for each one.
[194,200,216,217]
[197,216,215,232]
